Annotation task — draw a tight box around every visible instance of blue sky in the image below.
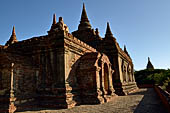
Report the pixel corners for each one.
[0,0,170,70]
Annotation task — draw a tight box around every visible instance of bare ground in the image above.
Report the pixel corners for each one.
[17,88,168,113]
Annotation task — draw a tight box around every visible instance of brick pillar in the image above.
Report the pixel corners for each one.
[125,66,129,82]
[101,62,107,95]
[95,67,104,103]
[108,64,115,95]
[9,63,16,113]
[96,67,101,91]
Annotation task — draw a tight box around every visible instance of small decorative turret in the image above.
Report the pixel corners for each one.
[48,15,69,34]
[95,28,99,36]
[52,14,57,25]
[78,3,92,31]
[105,22,115,39]
[50,14,57,31]
[146,57,154,70]
[5,26,18,46]
[124,45,130,57]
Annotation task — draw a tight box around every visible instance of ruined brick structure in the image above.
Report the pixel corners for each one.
[0,3,137,112]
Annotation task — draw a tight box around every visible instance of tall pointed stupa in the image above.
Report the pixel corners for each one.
[105,22,113,37]
[5,26,18,46]
[146,57,154,70]
[78,3,92,31]
[49,14,57,31]
[104,22,116,41]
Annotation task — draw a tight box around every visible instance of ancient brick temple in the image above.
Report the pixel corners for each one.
[0,3,137,112]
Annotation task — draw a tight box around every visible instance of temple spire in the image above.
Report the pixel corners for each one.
[53,14,56,25]
[49,14,57,32]
[124,45,127,52]
[105,22,113,38]
[12,26,16,36]
[78,3,91,30]
[146,57,154,70]
[148,57,150,62]
[124,45,130,57]
[5,26,18,46]
[81,3,88,21]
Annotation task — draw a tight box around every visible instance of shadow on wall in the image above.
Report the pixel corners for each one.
[66,52,114,105]
[65,56,82,106]
[66,52,101,105]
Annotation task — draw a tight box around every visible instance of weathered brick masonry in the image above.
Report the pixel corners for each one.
[0,3,137,113]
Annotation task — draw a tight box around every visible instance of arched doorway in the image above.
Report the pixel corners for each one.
[104,63,109,94]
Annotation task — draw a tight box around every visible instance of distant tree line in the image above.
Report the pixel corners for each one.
[134,69,170,91]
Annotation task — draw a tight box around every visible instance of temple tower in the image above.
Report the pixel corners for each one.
[146,57,154,70]
[5,26,18,46]
[78,3,92,31]
[105,22,114,38]
[72,3,102,49]
[100,22,138,95]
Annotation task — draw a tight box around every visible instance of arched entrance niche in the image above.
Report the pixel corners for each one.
[98,54,115,97]
[76,52,115,104]
[104,63,109,94]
